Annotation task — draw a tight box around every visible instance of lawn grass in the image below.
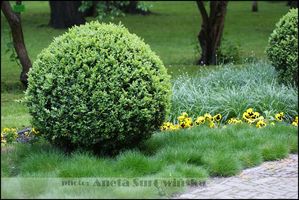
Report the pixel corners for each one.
[1,1,289,86]
[1,123,297,198]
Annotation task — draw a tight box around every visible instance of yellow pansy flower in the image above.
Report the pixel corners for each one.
[256,120,266,128]
[182,112,188,117]
[213,114,222,122]
[177,115,185,122]
[252,112,260,119]
[246,108,253,113]
[293,116,298,124]
[3,128,10,133]
[195,116,205,125]
[228,118,242,124]
[204,113,212,121]
[275,113,283,121]
[209,121,215,128]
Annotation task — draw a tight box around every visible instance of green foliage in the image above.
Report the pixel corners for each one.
[170,62,298,123]
[4,30,20,67]
[216,39,241,64]
[79,1,152,20]
[261,140,289,161]
[266,8,298,86]
[3,124,298,180]
[1,123,297,198]
[1,1,290,95]
[58,152,114,177]
[20,150,65,174]
[202,151,242,177]
[114,151,164,177]
[25,21,171,155]
[236,149,263,168]
[194,39,241,65]
[137,2,152,13]
[79,1,127,20]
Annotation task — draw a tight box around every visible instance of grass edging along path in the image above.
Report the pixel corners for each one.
[1,124,297,198]
[175,154,298,199]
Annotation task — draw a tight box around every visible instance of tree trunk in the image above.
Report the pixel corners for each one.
[287,1,298,8]
[121,1,150,15]
[49,1,85,29]
[252,1,258,12]
[1,1,31,87]
[83,1,98,17]
[196,1,228,65]
[123,1,139,13]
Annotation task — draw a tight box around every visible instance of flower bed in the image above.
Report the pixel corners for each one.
[161,109,298,131]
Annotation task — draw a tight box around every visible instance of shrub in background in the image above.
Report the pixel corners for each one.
[25,22,171,155]
[193,39,241,65]
[266,8,298,86]
[216,39,241,65]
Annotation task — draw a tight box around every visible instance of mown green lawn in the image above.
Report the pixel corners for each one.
[1,1,289,87]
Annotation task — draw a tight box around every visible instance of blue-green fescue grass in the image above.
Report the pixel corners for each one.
[169,61,298,123]
[1,123,297,198]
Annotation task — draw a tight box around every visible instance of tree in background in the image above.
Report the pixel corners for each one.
[1,1,85,86]
[1,1,31,86]
[122,1,142,14]
[287,1,298,8]
[49,1,85,29]
[79,1,151,20]
[1,1,152,86]
[252,1,258,12]
[81,1,98,17]
[196,1,229,65]
[49,1,151,29]
[121,1,151,14]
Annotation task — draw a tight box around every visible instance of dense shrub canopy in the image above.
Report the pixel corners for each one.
[216,39,241,65]
[26,22,171,155]
[266,8,298,86]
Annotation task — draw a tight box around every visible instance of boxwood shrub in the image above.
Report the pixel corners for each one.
[25,22,171,155]
[266,8,298,86]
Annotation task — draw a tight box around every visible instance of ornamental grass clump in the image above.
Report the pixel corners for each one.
[25,22,171,155]
[170,62,298,122]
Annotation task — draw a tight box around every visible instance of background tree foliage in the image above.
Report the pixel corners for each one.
[79,1,151,20]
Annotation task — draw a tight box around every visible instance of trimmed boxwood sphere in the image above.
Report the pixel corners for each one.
[266,8,298,86]
[26,22,171,155]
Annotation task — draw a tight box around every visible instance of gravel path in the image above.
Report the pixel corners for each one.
[175,154,298,199]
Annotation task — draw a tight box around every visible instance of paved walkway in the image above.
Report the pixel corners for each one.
[175,154,298,199]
